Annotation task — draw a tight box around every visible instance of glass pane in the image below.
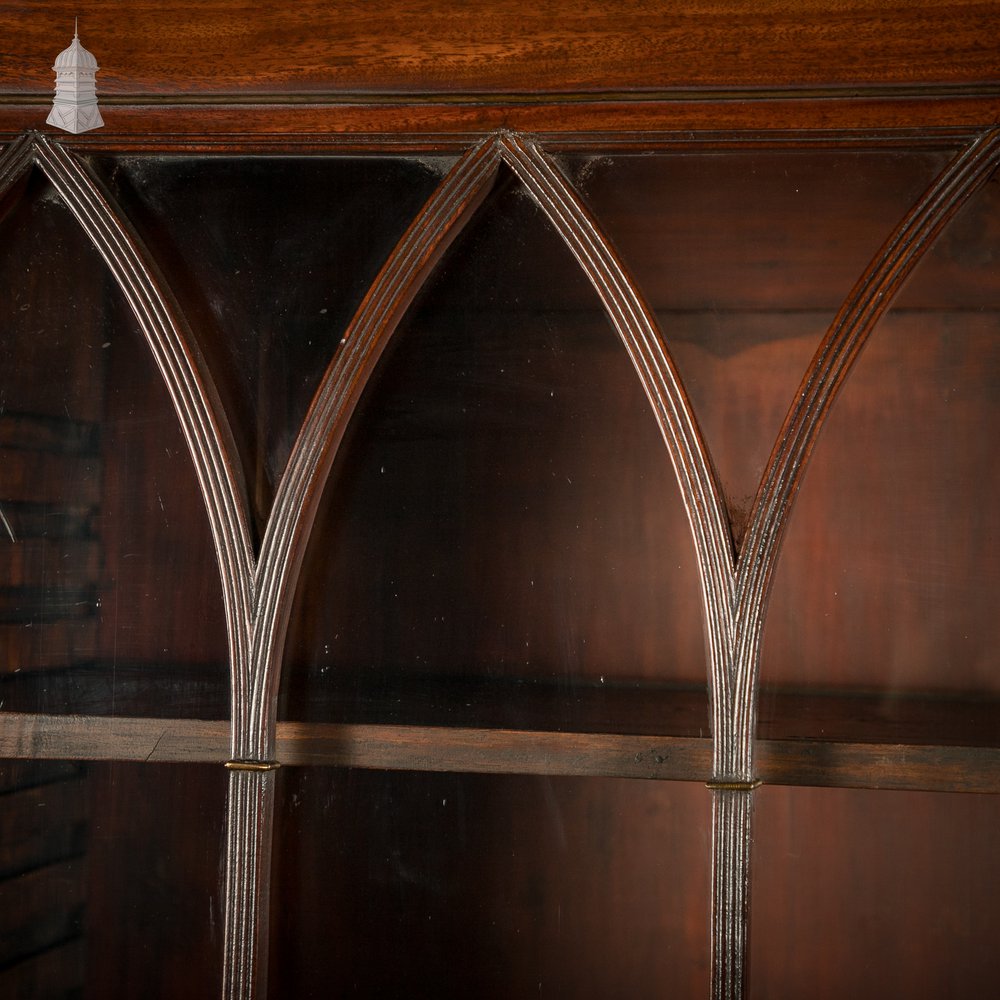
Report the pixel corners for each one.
[762,165,1000,744]
[0,759,225,999]
[751,784,1000,998]
[566,149,953,544]
[281,168,708,734]
[0,169,228,718]
[95,155,452,535]
[269,768,711,999]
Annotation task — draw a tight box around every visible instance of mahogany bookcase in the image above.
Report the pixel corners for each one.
[0,4,998,998]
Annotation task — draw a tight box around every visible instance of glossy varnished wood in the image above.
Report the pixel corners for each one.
[0,94,998,141]
[0,1,997,96]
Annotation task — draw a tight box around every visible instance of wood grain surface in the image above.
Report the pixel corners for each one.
[0,1,998,97]
[1,713,996,792]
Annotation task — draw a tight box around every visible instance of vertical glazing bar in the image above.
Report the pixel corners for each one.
[223,768,277,1000]
[711,788,754,1000]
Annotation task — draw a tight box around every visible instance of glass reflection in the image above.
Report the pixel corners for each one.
[0,760,225,999]
[751,784,1000,999]
[281,167,708,731]
[565,148,953,545]
[0,169,228,718]
[270,768,711,999]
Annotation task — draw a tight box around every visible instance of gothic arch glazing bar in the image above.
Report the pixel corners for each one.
[244,137,503,762]
[490,133,747,998]
[230,132,736,996]
[0,133,262,1000]
[492,129,1000,999]
[494,131,738,753]
[218,140,506,1000]
[711,127,1000,999]
[0,133,257,743]
[731,127,1000,777]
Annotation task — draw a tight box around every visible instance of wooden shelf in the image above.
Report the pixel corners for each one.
[1,670,996,795]
[1,698,996,793]
[758,686,1000,748]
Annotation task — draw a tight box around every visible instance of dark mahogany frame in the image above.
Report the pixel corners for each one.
[0,123,998,1000]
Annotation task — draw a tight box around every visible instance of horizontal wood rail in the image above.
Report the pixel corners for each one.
[1,713,996,793]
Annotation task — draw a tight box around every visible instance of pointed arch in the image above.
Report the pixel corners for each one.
[0,132,34,200]
[729,127,1000,769]
[245,137,503,759]
[0,133,256,745]
[494,132,738,769]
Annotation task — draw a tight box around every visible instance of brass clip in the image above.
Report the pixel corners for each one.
[705,778,763,791]
[225,759,281,772]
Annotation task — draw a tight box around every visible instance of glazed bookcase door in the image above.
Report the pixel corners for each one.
[0,127,997,1000]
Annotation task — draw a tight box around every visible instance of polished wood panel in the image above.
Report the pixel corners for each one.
[765,309,1000,692]
[283,174,707,706]
[95,287,230,676]
[0,144,230,715]
[0,859,86,967]
[0,938,85,998]
[2,134,255,731]
[0,1,997,96]
[95,154,447,530]
[0,759,82,794]
[569,149,955,312]
[0,621,99,673]
[4,539,100,589]
[1,97,998,140]
[571,147,952,540]
[0,761,86,994]
[0,775,87,878]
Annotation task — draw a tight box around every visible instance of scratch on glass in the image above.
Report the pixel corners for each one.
[0,505,17,543]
